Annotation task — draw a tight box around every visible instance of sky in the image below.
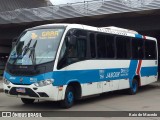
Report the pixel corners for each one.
[49,0,90,5]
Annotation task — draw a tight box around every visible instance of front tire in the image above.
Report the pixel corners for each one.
[21,98,35,104]
[60,86,74,108]
[128,79,138,95]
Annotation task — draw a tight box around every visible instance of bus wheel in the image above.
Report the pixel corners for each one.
[21,98,35,104]
[60,86,74,108]
[128,79,138,95]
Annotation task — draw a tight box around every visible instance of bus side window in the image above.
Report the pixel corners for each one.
[106,35,115,58]
[132,38,144,59]
[77,37,87,59]
[116,37,131,59]
[89,33,96,58]
[96,34,106,58]
[145,40,157,59]
[96,34,115,59]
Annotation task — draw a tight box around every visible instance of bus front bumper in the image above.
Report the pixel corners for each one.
[3,82,63,101]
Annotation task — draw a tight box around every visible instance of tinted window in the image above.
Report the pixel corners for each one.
[76,37,87,58]
[97,34,106,58]
[89,33,96,58]
[116,37,131,59]
[132,38,144,59]
[145,40,157,59]
[58,29,87,69]
[71,30,87,59]
[106,35,115,58]
[96,34,115,58]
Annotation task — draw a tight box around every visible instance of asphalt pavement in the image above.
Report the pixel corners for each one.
[0,82,160,120]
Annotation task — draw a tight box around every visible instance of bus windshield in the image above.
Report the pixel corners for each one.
[8,28,64,65]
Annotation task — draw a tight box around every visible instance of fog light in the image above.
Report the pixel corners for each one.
[34,79,54,87]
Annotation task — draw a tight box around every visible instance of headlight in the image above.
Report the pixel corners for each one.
[34,79,54,87]
[3,78,11,85]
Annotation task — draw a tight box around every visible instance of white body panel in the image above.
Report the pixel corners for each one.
[118,79,130,90]
[3,82,62,101]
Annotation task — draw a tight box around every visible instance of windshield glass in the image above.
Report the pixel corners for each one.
[8,28,64,65]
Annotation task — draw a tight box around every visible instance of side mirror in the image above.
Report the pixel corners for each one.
[12,38,17,49]
[67,35,76,46]
[12,42,16,49]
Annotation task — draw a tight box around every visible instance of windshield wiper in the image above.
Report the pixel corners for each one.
[12,39,38,65]
[22,39,32,56]
[12,39,32,65]
[29,40,37,65]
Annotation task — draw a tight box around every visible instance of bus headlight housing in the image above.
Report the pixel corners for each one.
[3,78,11,85]
[34,79,54,87]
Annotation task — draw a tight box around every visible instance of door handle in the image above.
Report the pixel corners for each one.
[155,61,157,65]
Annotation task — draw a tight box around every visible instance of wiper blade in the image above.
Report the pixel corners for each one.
[22,39,32,56]
[29,40,37,65]
[13,39,32,65]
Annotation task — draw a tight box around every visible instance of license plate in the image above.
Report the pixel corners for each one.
[16,88,26,93]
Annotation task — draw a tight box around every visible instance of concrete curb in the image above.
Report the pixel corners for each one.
[150,81,160,87]
[0,78,3,92]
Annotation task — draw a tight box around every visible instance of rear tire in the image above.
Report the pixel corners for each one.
[60,86,74,108]
[128,79,138,95]
[21,98,35,104]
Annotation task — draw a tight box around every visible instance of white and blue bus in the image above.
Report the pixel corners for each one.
[3,24,158,108]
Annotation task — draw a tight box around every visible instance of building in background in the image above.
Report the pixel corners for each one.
[0,0,52,75]
[0,0,52,12]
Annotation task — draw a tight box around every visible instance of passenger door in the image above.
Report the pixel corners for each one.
[143,40,158,84]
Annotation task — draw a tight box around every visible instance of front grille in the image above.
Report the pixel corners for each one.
[9,87,39,97]
[8,69,38,76]
[6,62,54,76]
[13,83,31,86]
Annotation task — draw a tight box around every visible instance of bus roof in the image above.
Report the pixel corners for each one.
[28,23,157,41]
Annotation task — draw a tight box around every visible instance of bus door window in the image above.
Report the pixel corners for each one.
[145,40,157,59]
[132,39,144,59]
[58,29,87,69]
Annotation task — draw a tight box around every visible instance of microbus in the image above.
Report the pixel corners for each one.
[3,24,158,108]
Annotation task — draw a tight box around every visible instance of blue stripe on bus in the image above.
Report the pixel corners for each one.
[135,34,143,39]
[141,67,157,76]
[128,60,138,86]
[4,66,157,86]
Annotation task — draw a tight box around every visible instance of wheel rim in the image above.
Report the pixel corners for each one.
[67,91,74,104]
[132,81,137,93]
